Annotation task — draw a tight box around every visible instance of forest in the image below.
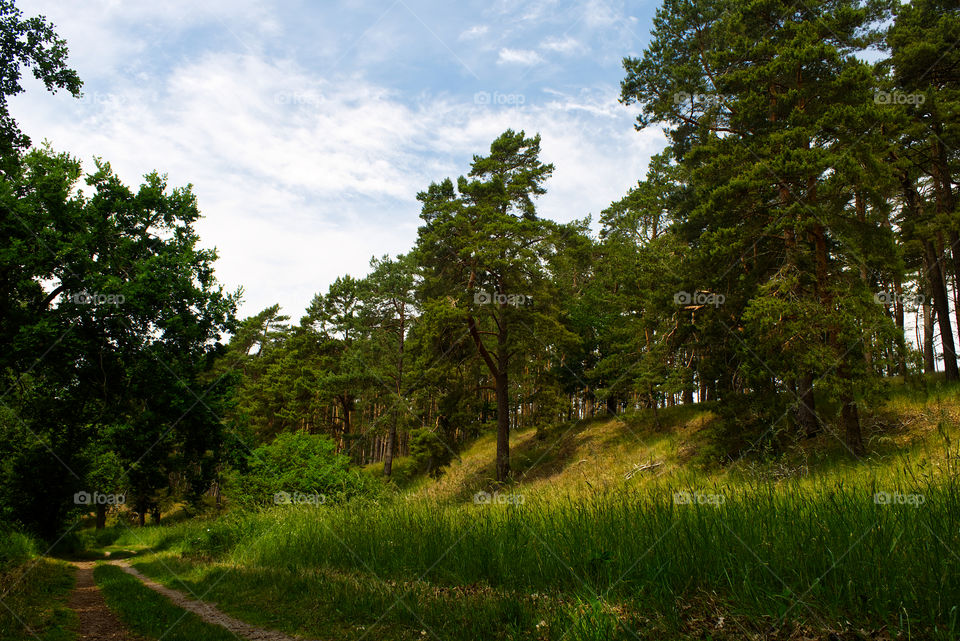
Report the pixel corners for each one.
[2,0,960,639]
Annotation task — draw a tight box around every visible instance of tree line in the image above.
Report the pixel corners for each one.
[222,0,958,482]
[1,0,957,538]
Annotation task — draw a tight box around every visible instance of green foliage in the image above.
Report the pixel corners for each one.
[0,0,82,158]
[113,449,960,639]
[0,528,36,572]
[227,432,376,506]
[2,0,957,547]
[0,558,74,641]
[0,138,239,538]
[408,428,453,478]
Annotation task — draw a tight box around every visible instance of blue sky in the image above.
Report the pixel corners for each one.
[12,0,667,319]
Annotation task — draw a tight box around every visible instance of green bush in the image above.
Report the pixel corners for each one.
[226,431,378,507]
[409,428,453,478]
[0,527,37,571]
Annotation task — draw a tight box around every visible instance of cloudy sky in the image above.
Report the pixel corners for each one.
[11,0,667,320]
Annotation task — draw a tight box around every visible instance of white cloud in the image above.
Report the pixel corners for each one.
[12,57,665,317]
[582,0,620,28]
[459,24,489,40]
[540,35,586,55]
[18,0,280,79]
[7,2,666,320]
[491,0,561,24]
[497,48,544,66]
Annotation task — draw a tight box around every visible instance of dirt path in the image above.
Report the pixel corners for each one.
[111,560,314,641]
[67,561,143,641]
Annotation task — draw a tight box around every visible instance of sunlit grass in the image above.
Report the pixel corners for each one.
[95,564,236,641]
[106,381,960,639]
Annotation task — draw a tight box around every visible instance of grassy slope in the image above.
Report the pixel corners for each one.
[409,379,960,503]
[0,533,75,641]
[108,380,960,640]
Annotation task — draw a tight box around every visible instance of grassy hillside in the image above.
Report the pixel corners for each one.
[405,378,960,505]
[0,531,74,641]
[91,379,960,640]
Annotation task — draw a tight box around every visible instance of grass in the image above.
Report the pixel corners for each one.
[93,563,237,641]
[0,531,75,641]
[97,379,960,640]
[115,468,960,639]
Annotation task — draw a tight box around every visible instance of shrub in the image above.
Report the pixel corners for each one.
[409,428,453,478]
[0,527,37,570]
[226,431,378,507]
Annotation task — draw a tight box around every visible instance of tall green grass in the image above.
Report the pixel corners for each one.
[0,530,37,572]
[0,530,74,641]
[94,564,237,641]
[115,463,960,637]
[109,383,960,638]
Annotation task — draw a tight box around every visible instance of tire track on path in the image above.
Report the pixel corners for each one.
[111,560,318,641]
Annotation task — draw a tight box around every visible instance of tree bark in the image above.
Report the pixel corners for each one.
[841,394,864,456]
[339,394,353,453]
[495,371,510,482]
[383,422,397,477]
[466,306,510,482]
[795,374,819,437]
[923,285,936,374]
[950,231,960,343]
[383,313,404,477]
[923,239,959,380]
[893,277,906,376]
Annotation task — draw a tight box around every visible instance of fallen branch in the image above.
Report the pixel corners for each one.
[624,461,663,480]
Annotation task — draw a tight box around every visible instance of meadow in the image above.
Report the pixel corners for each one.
[87,381,960,640]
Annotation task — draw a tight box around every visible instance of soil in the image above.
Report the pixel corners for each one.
[67,561,143,641]
[111,560,314,640]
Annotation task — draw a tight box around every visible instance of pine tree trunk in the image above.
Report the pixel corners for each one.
[841,395,864,456]
[893,277,907,376]
[923,290,936,374]
[795,374,819,437]
[924,239,959,379]
[950,231,960,344]
[383,425,395,475]
[495,371,510,482]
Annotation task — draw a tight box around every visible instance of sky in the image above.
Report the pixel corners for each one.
[10,0,668,321]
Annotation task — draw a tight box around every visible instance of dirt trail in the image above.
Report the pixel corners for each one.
[111,560,315,641]
[67,561,143,641]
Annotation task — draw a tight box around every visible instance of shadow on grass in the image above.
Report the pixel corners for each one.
[443,403,719,502]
